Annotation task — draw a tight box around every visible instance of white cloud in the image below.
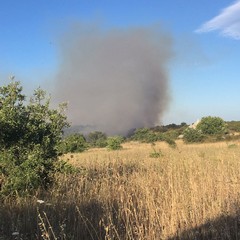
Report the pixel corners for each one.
[195,1,240,39]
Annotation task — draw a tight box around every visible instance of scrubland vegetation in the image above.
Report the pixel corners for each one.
[1,81,240,239]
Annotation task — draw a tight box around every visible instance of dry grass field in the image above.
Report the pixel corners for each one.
[1,140,240,239]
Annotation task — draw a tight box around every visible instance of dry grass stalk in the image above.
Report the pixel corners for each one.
[1,140,240,239]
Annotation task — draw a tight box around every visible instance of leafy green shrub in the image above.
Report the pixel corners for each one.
[162,127,186,140]
[0,146,55,195]
[130,127,177,147]
[60,133,88,153]
[0,80,68,196]
[54,159,79,174]
[107,136,124,150]
[131,128,159,143]
[183,128,205,143]
[87,131,107,148]
[197,116,227,135]
[154,133,178,148]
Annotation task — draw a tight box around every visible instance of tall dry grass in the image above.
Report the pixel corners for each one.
[1,140,240,239]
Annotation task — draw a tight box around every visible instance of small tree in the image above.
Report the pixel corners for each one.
[197,116,226,135]
[0,80,68,195]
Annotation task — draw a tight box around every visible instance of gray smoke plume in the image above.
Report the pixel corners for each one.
[54,24,172,135]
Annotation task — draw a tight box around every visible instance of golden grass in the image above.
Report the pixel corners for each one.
[1,140,240,239]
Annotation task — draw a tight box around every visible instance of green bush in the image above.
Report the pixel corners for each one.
[183,128,205,143]
[107,136,124,150]
[54,159,79,174]
[0,80,68,196]
[131,128,159,143]
[87,131,107,148]
[60,133,88,153]
[197,116,227,135]
[130,127,177,147]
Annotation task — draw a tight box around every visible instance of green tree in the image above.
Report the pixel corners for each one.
[0,80,68,195]
[197,116,226,135]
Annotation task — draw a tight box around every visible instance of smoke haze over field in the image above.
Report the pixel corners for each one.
[54,24,173,135]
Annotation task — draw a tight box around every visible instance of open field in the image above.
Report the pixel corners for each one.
[1,140,240,239]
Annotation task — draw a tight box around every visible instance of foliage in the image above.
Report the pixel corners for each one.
[131,128,160,143]
[130,127,177,147]
[60,133,88,153]
[54,159,79,174]
[197,116,227,135]
[161,130,179,140]
[87,131,107,148]
[107,136,124,150]
[226,121,240,132]
[151,122,187,133]
[0,80,68,195]
[183,128,205,143]
[149,146,163,158]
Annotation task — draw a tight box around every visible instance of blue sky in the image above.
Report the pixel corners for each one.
[0,0,239,125]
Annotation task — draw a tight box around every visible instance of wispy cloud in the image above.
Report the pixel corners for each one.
[195,1,240,39]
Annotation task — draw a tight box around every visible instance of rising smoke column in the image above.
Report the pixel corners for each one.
[54,24,173,135]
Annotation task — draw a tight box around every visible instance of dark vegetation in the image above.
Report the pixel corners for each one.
[106,136,124,150]
[62,117,240,150]
[183,117,240,143]
[87,131,108,148]
[183,128,205,143]
[59,133,88,153]
[227,120,240,132]
[61,117,240,149]
[0,81,68,196]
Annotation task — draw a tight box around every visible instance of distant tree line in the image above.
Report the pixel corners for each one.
[60,116,240,151]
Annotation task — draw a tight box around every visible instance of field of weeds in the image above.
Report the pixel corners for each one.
[1,140,240,239]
